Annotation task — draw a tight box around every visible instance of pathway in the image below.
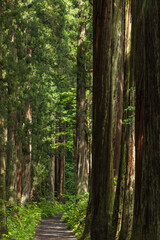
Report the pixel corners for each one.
[32,213,76,240]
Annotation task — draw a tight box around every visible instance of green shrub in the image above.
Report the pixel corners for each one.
[62,193,89,239]
[1,198,64,240]
[2,202,42,240]
[37,197,64,218]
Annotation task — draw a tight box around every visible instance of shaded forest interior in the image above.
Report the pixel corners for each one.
[0,0,160,240]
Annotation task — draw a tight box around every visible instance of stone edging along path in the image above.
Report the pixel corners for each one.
[32,213,77,240]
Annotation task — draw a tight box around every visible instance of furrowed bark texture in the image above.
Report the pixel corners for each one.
[112,0,124,179]
[119,1,135,239]
[76,15,89,195]
[131,1,160,239]
[91,1,114,239]
[112,1,135,240]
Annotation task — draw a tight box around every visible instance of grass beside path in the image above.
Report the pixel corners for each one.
[1,198,64,240]
[1,194,89,240]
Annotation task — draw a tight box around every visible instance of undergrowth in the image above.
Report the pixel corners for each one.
[1,198,64,240]
[1,194,89,240]
[62,193,89,239]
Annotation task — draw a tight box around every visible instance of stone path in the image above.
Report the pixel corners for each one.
[32,213,76,240]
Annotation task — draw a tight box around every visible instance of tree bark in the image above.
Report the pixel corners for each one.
[51,138,56,198]
[119,2,135,239]
[0,4,8,233]
[111,1,135,240]
[59,128,65,202]
[21,99,32,202]
[0,118,8,238]
[112,0,124,179]
[6,34,18,202]
[91,1,114,239]
[76,6,89,195]
[131,1,160,239]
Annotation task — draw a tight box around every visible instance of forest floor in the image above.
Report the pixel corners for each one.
[32,213,77,240]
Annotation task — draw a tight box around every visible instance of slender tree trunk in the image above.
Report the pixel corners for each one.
[22,102,32,202]
[51,138,56,198]
[54,128,65,202]
[16,140,23,199]
[0,119,8,237]
[0,6,8,233]
[6,51,18,203]
[131,1,160,239]
[59,128,65,202]
[73,135,77,190]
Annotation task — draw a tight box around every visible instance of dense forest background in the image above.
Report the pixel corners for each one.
[0,0,160,240]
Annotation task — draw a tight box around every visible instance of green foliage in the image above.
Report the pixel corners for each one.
[114,175,118,189]
[65,161,76,195]
[37,198,64,218]
[123,105,135,125]
[1,0,92,208]
[2,201,41,240]
[62,194,89,239]
[1,199,64,240]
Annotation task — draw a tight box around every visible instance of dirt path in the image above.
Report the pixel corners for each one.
[32,213,76,240]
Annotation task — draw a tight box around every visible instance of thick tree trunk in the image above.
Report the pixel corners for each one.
[91,1,114,239]
[131,1,160,239]
[119,2,135,239]
[82,1,124,238]
[112,0,124,179]
[76,14,89,195]
[112,1,135,240]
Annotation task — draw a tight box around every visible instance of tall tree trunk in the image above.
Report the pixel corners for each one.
[0,118,8,238]
[131,1,160,239]
[59,128,65,202]
[6,33,18,202]
[76,7,89,195]
[119,1,135,239]
[51,138,56,198]
[21,101,32,202]
[112,1,135,240]
[55,155,60,198]
[16,140,23,200]
[55,127,65,202]
[0,5,8,233]
[91,1,114,239]
[112,0,124,179]
[21,28,33,202]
